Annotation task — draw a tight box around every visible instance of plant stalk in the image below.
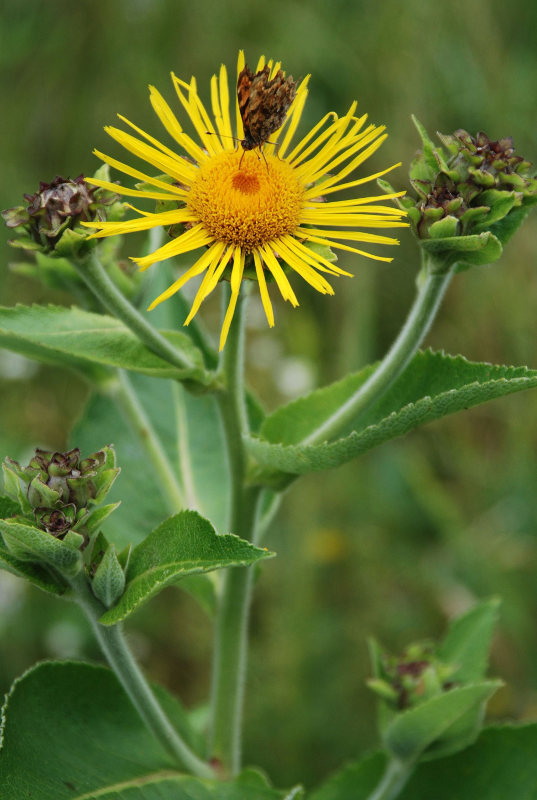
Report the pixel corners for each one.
[73,251,201,374]
[209,286,262,775]
[365,756,414,800]
[69,570,215,779]
[301,262,456,446]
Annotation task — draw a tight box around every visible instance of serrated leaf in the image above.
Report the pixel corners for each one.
[0,535,66,595]
[100,510,274,625]
[0,305,207,383]
[0,661,202,799]
[0,518,82,576]
[382,682,500,762]
[0,661,290,800]
[438,598,500,683]
[246,351,537,480]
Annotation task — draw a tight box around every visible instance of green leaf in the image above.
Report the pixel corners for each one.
[420,231,503,268]
[75,502,121,535]
[0,304,206,383]
[71,376,229,548]
[0,494,20,518]
[312,724,537,800]
[0,661,291,799]
[0,661,197,799]
[382,681,501,762]
[400,723,537,799]
[438,598,500,683]
[92,543,126,607]
[0,518,82,576]
[100,510,274,625]
[246,351,537,481]
[70,374,229,616]
[309,752,386,800]
[0,535,66,594]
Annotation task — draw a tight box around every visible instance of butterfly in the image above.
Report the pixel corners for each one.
[237,64,297,154]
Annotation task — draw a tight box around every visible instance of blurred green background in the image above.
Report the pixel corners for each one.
[2,0,537,789]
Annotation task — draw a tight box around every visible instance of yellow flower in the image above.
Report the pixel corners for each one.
[83,52,406,349]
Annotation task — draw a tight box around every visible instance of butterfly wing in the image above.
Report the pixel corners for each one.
[237,65,297,149]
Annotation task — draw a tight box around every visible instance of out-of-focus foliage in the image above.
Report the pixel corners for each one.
[1,0,537,789]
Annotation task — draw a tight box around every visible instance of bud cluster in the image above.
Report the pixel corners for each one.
[380,118,537,271]
[2,166,124,257]
[368,640,455,710]
[3,445,119,546]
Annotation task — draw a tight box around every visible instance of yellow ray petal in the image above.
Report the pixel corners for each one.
[297,227,401,245]
[253,249,274,327]
[117,114,185,162]
[82,207,194,238]
[185,244,233,324]
[134,223,212,270]
[274,239,335,294]
[93,150,188,195]
[86,177,184,202]
[219,248,245,350]
[218,63,233,140]
[149,85,206,163]
[297,231,394,262]
[259,244,298,306]
[279,234,353,277]
[304,163,403,199]
[235,50,246,138]
[148,241,225,310]
[105,126,195,184]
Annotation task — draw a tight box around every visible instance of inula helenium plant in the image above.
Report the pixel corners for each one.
[1,51,537,800]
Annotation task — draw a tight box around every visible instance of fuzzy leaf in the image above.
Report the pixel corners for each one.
[438,598,500,683]
[382,682,501,762]
[92,544,126,607]
[0,661,290,799]
[99,510,274,625]
[246,351,537,481]
[0,661,201,799]
[0,535,66,595]
[0,304,207,383]
[0,518,82,576]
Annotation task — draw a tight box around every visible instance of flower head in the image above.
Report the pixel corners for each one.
[2,173,121,254]
[83,52,406,348]
[384,118,537,272]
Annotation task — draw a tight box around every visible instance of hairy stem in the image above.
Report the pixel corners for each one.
[209,286,261,775]
[301,262,456,446]
[74,251,203,375]
[365,756,414,800]
[69,571,215,779]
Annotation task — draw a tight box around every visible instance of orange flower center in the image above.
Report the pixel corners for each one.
[187,150,304,251]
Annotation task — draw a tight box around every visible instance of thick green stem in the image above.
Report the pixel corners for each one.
[69,571,215,779]
[209,286,261,775]
[73,251,200,374]
[107,370,184,513]
[301,262,456,446]
[365,756,414,800]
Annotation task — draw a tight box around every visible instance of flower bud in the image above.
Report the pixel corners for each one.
[2,445,120,545]
[2,167,124,257]
[380,118,537,273]
[368,640,455,711]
